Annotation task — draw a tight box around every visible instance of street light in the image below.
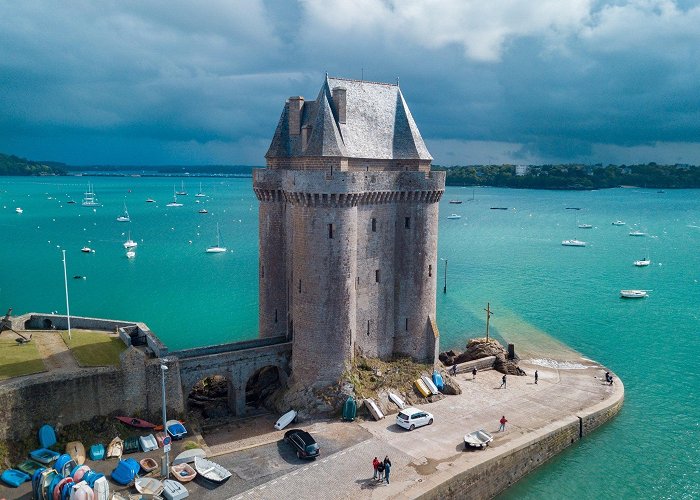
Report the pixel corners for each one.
[440,258,448,294]
[160,361,170,478]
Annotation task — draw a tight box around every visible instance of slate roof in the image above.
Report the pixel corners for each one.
[266,76,432,161]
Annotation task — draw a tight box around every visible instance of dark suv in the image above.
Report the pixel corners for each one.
[284,429,320,459]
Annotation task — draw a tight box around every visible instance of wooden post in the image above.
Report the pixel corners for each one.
[484,302,494,342]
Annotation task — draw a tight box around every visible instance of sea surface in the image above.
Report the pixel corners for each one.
[1,177,698,498]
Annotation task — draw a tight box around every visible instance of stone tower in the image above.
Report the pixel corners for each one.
[254,76,445,386]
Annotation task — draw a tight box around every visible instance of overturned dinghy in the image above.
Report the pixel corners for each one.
[163,479,189,500]
[421,375,439,395]
[274,409,297,430]
[172,448,206,465]
[106,437,123,459]
[388,392,406,409]
[135,477,164,496]
[364,398,385,420]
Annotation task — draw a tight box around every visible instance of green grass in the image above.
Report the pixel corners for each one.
[0,336,46,380]
[60,329,126,366]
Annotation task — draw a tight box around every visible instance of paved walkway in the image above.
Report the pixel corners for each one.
[218,357,621,499]
[32,330,79,370]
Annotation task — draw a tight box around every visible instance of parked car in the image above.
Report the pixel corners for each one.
[284,429,320,459]
[396,407,434,430]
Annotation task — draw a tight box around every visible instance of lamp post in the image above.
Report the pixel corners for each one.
[440,258,448,294]
[61,250,72,340]
[160,361,170,478]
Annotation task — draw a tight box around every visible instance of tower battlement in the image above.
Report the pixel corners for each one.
[256,76,445,385]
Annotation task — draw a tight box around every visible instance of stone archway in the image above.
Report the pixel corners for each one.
[43,318,53,329]
[245,365,281,412]
[187,374,234,420]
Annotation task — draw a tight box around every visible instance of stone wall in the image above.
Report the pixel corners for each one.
[0,347,184,441]
[414,384,624,499]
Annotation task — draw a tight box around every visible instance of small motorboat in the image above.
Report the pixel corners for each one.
[577,223,593,229]
[193,456,232,485]
[629,230,647,236]
[166,420,187,439]
[464,429,494,449]
[106,437,123,459]
[81,246,92,253]
[115,416,156,429]
[446,213,461,219]
[448,200,463,204]
[172,448,206,465]
[198,208,208,214]
[562,239,586,247]
[163,479,189,499]
[139,457,158,473]
[634,258,651,267]
[170,463,197,483]
[274,409,297,430]
[620,289,648,299]
[612,220,626,225]
[135,477,164,496]
[15,207,23,214]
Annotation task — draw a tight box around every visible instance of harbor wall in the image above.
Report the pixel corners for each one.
[0,347,185,441]
[415,382,624,500]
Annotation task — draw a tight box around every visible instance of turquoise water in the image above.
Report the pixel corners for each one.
[1,178,698,498]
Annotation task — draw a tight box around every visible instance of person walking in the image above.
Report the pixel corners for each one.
[384,456,391,468]
[384,460,391,484]
[372,457,380,479]
[499,374,507,389]
[472,367,477,380]
[451,363,457,376]
[377,460,384,481]
[499,415,508,432]
[534,370,538,384]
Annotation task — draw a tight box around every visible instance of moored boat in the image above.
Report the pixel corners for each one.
[612,220,626,225]
[193,456,231,485]
[562,239,586,247]
[446,213,461,219]
[629,230,647,236]
[170,463,196,483]
[620,289,648,298]
[634,258,651,267]
[464,429,494,449]
[139,457,158,473]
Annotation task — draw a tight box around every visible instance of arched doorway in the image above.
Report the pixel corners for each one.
[187,374,232,420]
[43,318,53,329]
[245,366,281,412]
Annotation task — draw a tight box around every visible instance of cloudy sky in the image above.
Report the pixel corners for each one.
[1,0,699,166]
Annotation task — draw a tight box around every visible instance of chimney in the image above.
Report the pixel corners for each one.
[288,96,304,135]
[332,87,346,124]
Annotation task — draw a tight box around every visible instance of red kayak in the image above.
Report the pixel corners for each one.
[115,416,156,429]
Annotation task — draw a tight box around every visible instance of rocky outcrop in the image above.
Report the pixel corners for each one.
[440,338,525,376]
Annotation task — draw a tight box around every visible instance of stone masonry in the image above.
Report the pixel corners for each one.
[254,76,445,386]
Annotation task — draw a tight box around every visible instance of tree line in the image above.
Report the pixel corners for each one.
[434,163,700,189]
[0,153,67,176]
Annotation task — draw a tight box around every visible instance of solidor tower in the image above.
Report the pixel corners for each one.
[254,76,445,386]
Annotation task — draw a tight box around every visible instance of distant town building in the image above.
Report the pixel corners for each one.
[254,76,445,385]
[515,165,529,176]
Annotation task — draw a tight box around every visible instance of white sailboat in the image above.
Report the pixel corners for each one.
[176,180,187,196]
[562,239,586,247]
[81,183,102,207]
[195,182,206,197]
[116,202,130,222]
[123,231,138,249]
[634,244,650,267]
[206,223,227,253]
[166,186,183,207]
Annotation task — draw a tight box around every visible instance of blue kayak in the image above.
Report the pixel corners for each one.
[1,469,30,487]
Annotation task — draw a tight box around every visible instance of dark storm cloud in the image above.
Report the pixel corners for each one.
[1,0,699,165]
